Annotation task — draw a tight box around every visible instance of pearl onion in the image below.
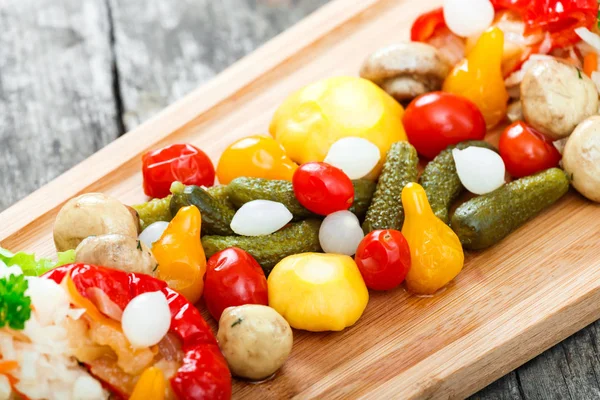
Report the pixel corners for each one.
[319,211,364,256]
[324,137,381,179]
[139,221,169,248]
[453,147,505,195]
[122,291,171,348]
[230,200,293,236]
[443,0,494,37]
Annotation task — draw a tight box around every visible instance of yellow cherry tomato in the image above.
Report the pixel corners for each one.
[269,76,407,177]
[443,27,509,128]
[152,205,206,304]
[216,135,298,184]
[401,183,464,295]
[268,252,369,332]
[130,367,166,400]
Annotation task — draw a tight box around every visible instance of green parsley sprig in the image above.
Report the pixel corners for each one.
[0,274,32,330]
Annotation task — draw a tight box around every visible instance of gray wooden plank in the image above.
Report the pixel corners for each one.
[108,0,330,130]
[470,372,523,400]
[0,0,120,212]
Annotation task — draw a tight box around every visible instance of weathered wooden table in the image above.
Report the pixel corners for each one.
[0,1,598,399]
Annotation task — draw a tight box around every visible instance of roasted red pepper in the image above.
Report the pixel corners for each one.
[410,7,445,42]
[142,143,215,199]
[45,264,231,400]
[491,0,597,48]
[412,1,598,50]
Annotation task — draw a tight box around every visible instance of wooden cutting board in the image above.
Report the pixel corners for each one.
[1,0,600,398]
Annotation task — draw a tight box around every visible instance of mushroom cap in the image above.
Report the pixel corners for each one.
[360,42,450,84]
[562,116,600,203]
[521,59,599,140]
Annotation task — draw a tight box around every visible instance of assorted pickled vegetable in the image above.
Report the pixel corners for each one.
[3,2,600,398]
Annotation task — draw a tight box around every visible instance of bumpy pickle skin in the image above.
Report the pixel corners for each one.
[170,185,236,236]
[362,141,418,233]
[420,141,497,224]
[451,168,569,250]
[202,219,322,276]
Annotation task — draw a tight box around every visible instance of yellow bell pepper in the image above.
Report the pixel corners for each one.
[269,76,407,177]
[152,205,206,304]
[130,367,166,400]
[268,253,369,332]
[216,135,298,184]
[443,27,508,128]
[401,183,464,295]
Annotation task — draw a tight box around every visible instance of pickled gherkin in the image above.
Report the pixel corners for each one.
[349,179,376,221]
[420,141,497,224]
[206,185,235,210]
[202,219,322,275]
[133,196,172,231]
[170,185,236,236]
[451,168,569,250]
[227,177,376,221]
[227,177,313,219]
[362,142,418,233]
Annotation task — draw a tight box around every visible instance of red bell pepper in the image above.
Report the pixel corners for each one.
[492,0,597,48]
[410,7,446,42]
[44,264,232,400]
[411,1,598,50]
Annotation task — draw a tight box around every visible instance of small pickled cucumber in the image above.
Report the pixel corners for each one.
[349,179,376,221]
[227,177,375,221]
[451,168,569,250]
[170,185,236,236]
[133,196,172,230]
[206,185,235,210]
[362,142,418,233]
[202,219,322,275]
[227,178,313,219]
[420,141,497,224]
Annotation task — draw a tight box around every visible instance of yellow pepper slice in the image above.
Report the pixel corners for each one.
[443,27,508,128]
[269,76,407,178]
[268,253,369,332]
[401,183,464,295]
[130,367,166,400]
[152,205,206,304]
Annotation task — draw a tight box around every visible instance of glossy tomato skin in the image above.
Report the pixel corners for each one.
[142,143,215,198]
[499,121,561,178]
[292,162,354,216]
[355,229,411,291]
[403,92,486,159]
[203,247,268,321]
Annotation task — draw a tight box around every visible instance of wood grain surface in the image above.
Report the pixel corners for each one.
[1,0,600,398]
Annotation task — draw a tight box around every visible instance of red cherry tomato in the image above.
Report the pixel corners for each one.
[292,162,354,216]
[142,143,215,198]
[403,92,487,159]
[203,247,268,320]
[499,121,561,178]
[355,230,411,291]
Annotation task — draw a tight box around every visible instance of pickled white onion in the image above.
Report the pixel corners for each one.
[453,147,505,195]
[443,0,494,38]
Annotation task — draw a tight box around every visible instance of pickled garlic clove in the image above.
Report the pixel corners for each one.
[230,200,293,236]
[452,147,505,195]
[324,137,381,179]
